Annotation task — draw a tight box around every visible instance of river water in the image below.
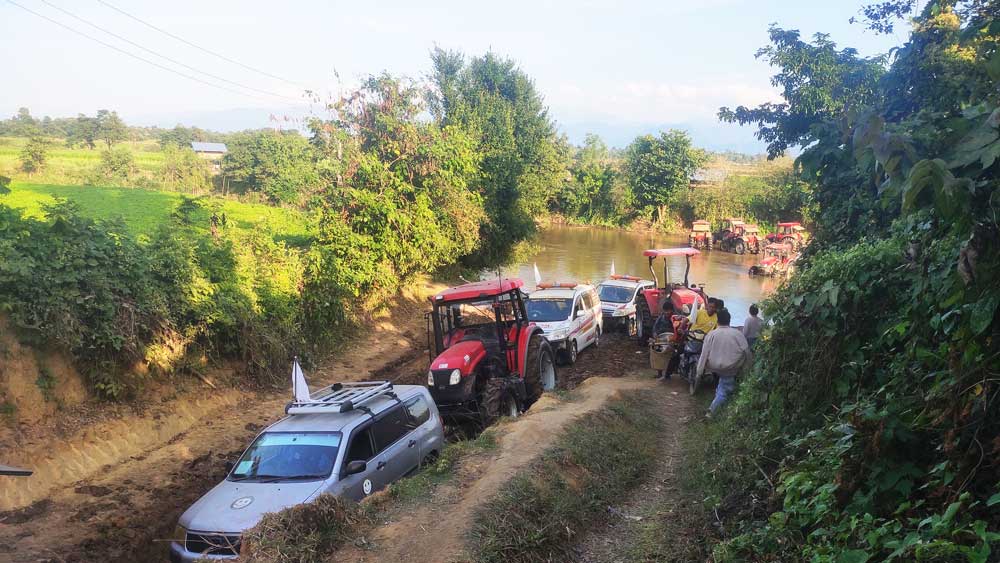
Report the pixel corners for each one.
[503,225,781,326]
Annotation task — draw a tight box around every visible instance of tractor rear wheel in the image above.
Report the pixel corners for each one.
[523,334,556,407]
[636,297,653,346]
[479,378,517,427]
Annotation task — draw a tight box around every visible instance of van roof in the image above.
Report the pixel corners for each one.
[599,278,651,289]
[267,385,425,433]
[529,285,593,299]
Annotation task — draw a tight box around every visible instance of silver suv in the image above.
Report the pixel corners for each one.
[169,378,444,562]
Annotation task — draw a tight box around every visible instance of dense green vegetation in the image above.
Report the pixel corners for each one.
[693,2,1000,560]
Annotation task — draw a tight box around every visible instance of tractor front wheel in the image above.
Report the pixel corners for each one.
[735,240,746,255]
[479,378,517,427]
[523,334,556,407]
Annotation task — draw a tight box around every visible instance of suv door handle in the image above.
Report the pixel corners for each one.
[408,439,417,448]
[377,461,387,470]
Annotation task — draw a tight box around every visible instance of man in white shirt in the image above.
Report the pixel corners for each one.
[696,308,751,416]
[743,304,763,350]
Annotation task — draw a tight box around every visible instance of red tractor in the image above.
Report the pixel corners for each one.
[688,220,713,249]
[718,222,760,254]
[425,278,557,426]
[766,222,809,250]
[713,217,744,245]
[634,248,709,344]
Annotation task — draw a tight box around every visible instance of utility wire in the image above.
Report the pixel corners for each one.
[38,0,303,103]
[5,0,283,103]
[95,0,304,89]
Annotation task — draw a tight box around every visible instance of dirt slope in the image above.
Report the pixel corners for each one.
[0,278,441,563]
[334,376,658,563]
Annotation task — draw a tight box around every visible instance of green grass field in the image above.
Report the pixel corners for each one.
[0,136,165,185]
[1,181,315,246]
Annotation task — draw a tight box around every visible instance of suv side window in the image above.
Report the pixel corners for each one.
[373,405,410,453]
[404,396,430,429]
[587,290,599,308]
[345,426,374,463]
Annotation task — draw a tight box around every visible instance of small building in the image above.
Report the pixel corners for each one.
[190,142,228,161]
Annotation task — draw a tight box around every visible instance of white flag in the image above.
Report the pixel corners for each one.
[610,260,616,276]
[292,358,310,402]
[533,263,542,286]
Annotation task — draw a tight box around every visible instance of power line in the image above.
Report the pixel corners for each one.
[95,0,304,89]
[38,0,303,103]
[5,0,283,103]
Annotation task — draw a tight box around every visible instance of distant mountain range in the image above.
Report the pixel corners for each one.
[131,107,770,156]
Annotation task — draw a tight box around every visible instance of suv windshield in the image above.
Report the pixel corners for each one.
[229,432,341,482]
[598,285,634,303]
[526,298,572,322]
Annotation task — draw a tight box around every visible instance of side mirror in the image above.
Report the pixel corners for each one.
[344,460,367,476]
[224,461,234,474]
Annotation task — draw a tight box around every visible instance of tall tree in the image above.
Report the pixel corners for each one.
[66,114,99,149]
[430,48,566,265]
[96,110,127,149]
[625,130,707,222]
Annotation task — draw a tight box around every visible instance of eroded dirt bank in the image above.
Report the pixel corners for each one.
[0,279,441,563]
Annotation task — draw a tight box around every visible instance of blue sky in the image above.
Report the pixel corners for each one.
[0,0,910,152]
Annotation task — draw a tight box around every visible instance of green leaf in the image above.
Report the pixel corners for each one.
[987,493,1000,507]
[837,550,870,563]
[970,296,999,336]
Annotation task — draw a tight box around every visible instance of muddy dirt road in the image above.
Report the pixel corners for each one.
[0,281,440,563]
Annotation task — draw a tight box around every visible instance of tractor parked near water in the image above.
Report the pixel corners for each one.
[688,220,713,249]
[749,243,799,277]
[425,279,557,427]
[718,221,760,255]
[766,222,809,250]
[634,248,708,345]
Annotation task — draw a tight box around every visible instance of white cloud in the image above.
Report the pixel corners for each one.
[547,79,782,124]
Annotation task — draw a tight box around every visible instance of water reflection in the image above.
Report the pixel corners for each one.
[499,225,781,326]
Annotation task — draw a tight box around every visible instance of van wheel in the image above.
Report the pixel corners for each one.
[523,334,556,406]
[593,327,601,348]
[562,341,578,365]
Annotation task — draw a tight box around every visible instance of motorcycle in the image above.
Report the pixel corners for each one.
[678,330,710,395]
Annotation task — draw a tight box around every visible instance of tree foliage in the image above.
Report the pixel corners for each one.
[159,145,213,193]
[704,3,1000,560]
[719,27,887,158]
[430,49,565,265]
[223,130,319,204]
[19,136,49,176]
[625,130,707,221]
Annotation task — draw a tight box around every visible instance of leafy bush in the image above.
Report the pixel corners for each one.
[158,145,212,193]
[223,130,319,204]
[89,145,139,186]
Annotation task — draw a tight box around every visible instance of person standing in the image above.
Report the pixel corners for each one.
[697,308,751,417]
[743,304,762,351]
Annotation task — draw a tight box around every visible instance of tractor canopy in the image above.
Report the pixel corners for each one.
[642,248,701,258]
[432,278,524,303]
[744,224,760,234]
[691,220,711,232]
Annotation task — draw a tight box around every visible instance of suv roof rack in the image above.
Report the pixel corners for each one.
[286,380,396,415]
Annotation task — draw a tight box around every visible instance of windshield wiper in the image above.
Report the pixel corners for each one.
[257,474,325,483]
[229,474,283,482]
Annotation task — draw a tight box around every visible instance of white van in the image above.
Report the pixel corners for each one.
[525,283,603,365]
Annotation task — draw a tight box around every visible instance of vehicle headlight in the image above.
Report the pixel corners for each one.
[173,524,187,543]
[427,370,435,386]
[449,369,461,385]
[613,306,629,317]
[548,328,568,340]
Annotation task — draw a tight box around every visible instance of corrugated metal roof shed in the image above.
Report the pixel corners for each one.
[190,142,228,153]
